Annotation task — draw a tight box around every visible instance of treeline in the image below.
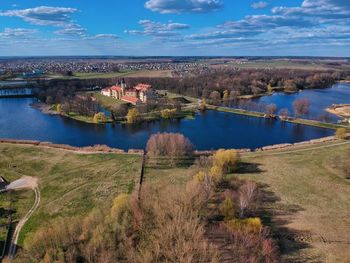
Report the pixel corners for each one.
[126,68,347,98]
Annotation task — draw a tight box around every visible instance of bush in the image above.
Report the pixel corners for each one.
[225,217,262,233]
[93,112,107,123]
[335,128,347,139]
[210,165,223,182]
[220,197,236,220]
[126,108,141,124]
[160,108,177,119]
[200,99,207,111]
[213,149,240,174]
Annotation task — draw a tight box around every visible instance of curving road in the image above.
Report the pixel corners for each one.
[7,184,40,258]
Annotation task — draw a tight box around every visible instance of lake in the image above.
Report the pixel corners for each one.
[253,82,350,121]
[0,99,336,151]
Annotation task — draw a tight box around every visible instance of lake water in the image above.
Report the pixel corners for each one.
[0,97,335,150]
[253,82,350,121]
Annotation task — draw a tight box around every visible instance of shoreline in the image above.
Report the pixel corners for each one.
[0,136,343,156]
[208,105,349,130]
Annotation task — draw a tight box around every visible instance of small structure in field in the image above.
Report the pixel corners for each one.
[101,80,157,105]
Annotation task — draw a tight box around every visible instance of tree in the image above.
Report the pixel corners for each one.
[93,112,107,123]
[283,79,298,93]
[279,108,289,120]
[126,108,141,124]
[238,181,259,218]
[56,103,62,113]
[335,128,347,139]
[293,99,310,117]
[213,149,240,174]
[146,133,193,164]
[111,104,128,119]
[265,104,277,116]
[200,99,207,111]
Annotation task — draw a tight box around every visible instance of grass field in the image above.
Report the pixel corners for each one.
[211,60,349,71]
[0,144,142,244]
[90,91,127,110]
[232,143,350,263]
[55,69,173,80]
[1,141,349,262]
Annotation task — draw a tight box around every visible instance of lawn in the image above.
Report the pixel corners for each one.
[231,143,350,263]
[91,91,127,110]
[0,144,142,244]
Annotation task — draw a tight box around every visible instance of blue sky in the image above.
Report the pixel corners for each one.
[0,0,349,56]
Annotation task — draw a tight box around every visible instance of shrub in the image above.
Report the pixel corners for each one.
[56,103,62,113]
[335,128,347,139]
[160,108,177,119]
[220,197,236,220]
[200,99,207,111]
[213,149,240,174]
[225,217,262,233]
[93,112,107,123]
[126,108,141,124]
[194,171,206,182]
[210,165,223,182]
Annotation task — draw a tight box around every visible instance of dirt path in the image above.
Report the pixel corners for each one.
[6,177,40,259]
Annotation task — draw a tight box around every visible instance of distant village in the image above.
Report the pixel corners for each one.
[101,80,157,105]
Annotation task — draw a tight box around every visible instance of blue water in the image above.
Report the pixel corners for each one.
[0,97,334,150]
[253,83,350,121]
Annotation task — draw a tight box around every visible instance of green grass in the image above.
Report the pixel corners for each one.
[230,143,350,262]
[90,92,127,110]
[0,144,142,244]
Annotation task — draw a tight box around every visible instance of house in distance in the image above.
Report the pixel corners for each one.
[101,80,157,105]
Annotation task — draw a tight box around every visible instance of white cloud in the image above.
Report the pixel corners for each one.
[144,0,222,14]
[125,20,190,38]
[251,1,268,9]
[54,24,86,37]
[0,6,78,26]
[0,28,37,38]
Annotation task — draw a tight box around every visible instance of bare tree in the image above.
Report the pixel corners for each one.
[293,99,310,117]
[238,181,259,218]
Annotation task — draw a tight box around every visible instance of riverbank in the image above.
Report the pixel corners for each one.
[208,105,349,130]
[326,104,350,118]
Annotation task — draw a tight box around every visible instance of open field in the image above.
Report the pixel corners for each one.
[209,59,350,71]
[232,142,350,262]
[52,69,173,80]
[1,140,350,262]
[0,144,142,244]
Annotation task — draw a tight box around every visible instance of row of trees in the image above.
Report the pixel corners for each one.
[126,68,346,98]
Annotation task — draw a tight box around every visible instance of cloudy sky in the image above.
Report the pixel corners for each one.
[0,0,349,56]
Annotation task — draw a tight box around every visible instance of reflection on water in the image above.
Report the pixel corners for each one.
[253,82,350,121]
[0,97,334,150]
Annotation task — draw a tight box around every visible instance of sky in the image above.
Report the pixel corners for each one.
[0,0,349,56]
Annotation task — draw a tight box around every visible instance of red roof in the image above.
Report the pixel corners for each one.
[110,85,123,91]
[121,96,141,104]
[135,83,152,91]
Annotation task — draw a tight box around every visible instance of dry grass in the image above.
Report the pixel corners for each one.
[0,143,142,244]
[231,143,350,262]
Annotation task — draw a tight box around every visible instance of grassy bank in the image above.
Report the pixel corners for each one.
[210,105,349,130]
[0,144,142,244]
[230,142,350,262]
